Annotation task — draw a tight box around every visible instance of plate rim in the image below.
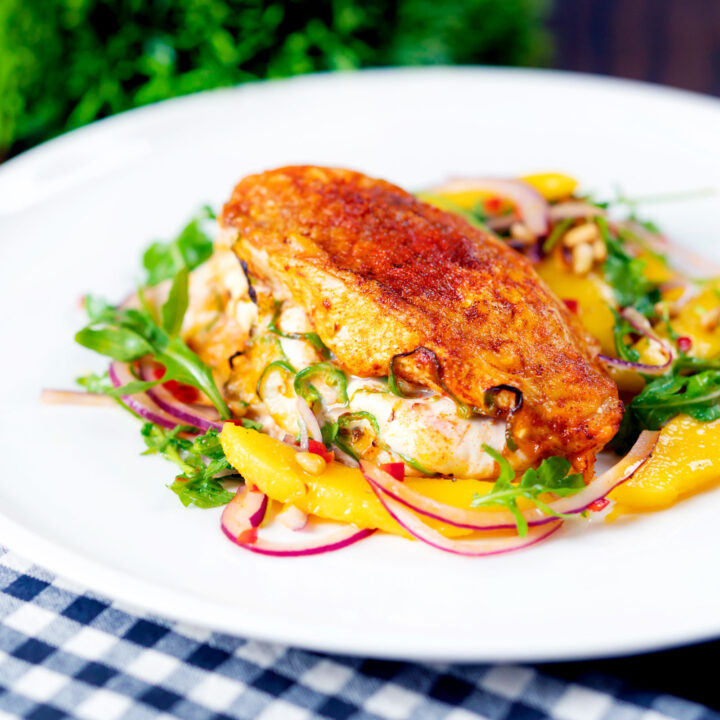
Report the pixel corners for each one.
[3,505,719,663]
[3,66,720,662]
[4,64,720,181]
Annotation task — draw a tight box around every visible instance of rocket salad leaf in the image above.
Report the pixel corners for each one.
[161,266,189,336]
[75,279,230,419]
[471,447,584,537]
[595,216,660,316]
[141,207,215,286]
[630,371,720,429]
[141,424,237,508]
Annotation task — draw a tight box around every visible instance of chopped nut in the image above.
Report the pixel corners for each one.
[571,242,595,275]
[510,222,536,245]
[563,222,600,248]
[592,238,607,261]
[701,306,720,332]
[295,451,327,475]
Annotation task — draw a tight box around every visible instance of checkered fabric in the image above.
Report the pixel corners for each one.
[0,548,716,720]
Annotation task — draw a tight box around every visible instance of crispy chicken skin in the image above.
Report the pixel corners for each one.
[221,166,622,468]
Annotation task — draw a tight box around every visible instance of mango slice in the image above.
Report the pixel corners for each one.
[610,414,720,512]
[219,424,497,538]
[535,256,616,355]
[520,173,578,202]
[667,281,720,359]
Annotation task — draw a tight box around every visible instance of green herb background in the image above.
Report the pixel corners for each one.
[0,0,551,159]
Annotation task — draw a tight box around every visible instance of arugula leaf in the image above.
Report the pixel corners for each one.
[75,326,153,361]
[542,217,574,254]
[674,356,720,374]
[142,208,214,287]
[141,424,237,508]
[161,266,189,336]
[84,295,118,323]
[170,471,235,509]
[595,216,660,316]
[631,370,720,429]
[75,291,231,418]
[611,362,720,453]
[611,308,641,362]
[471,446,584,536]
[76,371,113,394]
[104,378,164,398]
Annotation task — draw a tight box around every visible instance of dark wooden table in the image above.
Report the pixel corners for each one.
[551,0,720,96]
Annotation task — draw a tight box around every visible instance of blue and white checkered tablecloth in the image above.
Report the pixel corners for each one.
[0,547,716,720]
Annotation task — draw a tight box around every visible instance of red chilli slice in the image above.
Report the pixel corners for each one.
[380,463,406,482]
[677,336,692,353]
[307,439,334,463]
[563,298,579,314]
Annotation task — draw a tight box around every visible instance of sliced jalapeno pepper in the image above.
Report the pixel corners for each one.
[269,301,330,359]
[294,362,349,407]
[388,346,472,419]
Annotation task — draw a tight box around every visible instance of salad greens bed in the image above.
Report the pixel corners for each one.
[74,212,239,508]
[592,203,720,452]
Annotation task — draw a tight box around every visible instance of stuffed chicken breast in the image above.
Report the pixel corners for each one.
[216,166,622,475]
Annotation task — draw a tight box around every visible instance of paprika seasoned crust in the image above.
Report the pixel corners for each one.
[220,166,623,469]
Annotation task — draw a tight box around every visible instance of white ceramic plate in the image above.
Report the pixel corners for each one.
[2,68,720,662]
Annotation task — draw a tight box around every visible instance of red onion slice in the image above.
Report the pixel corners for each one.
[296,396,323,448]
[138,360,223,432]
[109,362,182,429]
[222,522,374,557]
[431,178,550,236]
[221,487,269,540]
[659,278,697,310]
[332,446,360,468]
[277,505,309,531]
[372,486,563,556]
[598,308,675,375]
[549,201,607,222]
[359,430,658,531]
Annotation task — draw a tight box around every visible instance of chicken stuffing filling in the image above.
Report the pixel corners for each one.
[181,243,516,478]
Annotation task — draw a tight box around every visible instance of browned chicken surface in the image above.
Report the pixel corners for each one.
[220,166,623,470]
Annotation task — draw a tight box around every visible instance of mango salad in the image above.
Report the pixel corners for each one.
[68,168,720,558]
